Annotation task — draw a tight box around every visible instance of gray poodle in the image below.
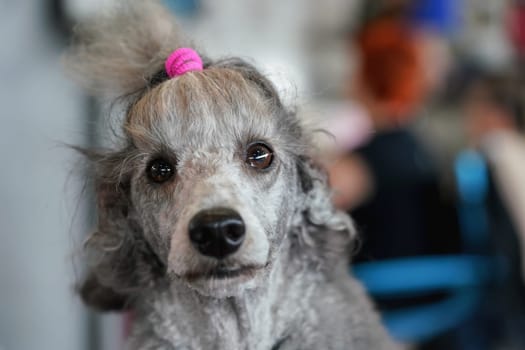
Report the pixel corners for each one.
[67,2,394,349]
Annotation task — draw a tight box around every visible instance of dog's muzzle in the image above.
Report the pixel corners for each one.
[188,207,245,259]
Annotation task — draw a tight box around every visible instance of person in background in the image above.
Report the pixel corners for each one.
[329,8,459,264]
[456,74,525,348]
[463,74,525,278]
[328,9,466,348]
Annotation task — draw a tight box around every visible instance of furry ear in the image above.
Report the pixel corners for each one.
[293,156,357,264]
[80,151,165,311]
[296,156,356,234]
[64,0,182,97]
[79,272,130,311]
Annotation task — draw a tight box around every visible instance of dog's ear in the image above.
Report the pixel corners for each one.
[80,169,165,311]
[80,180,131,310]
[79,272,130,311]
[293,156,357,262]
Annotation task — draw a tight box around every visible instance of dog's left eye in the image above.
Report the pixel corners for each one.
[245,143,274,170]
[147,158,175,183]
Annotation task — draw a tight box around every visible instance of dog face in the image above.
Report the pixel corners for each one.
[80,60,354,310]
[69,3,356,311]
[121,65,304,296]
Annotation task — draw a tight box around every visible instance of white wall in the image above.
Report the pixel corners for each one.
[0,1,87,349]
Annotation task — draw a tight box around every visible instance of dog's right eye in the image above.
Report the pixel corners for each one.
[146,158,175,183]
[245,142,274,170]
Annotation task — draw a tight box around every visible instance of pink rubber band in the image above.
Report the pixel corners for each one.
[165,48,203,78]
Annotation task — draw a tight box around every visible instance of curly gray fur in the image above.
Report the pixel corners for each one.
[67,1,396,349]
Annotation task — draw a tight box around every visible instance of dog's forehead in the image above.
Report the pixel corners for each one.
[126,68,285,151]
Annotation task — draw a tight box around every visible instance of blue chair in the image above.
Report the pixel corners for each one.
[353,150,503,343]
[353,255,500,342]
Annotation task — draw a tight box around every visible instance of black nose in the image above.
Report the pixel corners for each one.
[188,208,245,259]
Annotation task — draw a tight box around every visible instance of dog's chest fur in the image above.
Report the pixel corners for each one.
[129,256,308,349]
[135,289,292,349]
[127,252,393,350]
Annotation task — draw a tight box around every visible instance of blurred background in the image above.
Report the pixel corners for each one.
[1,0,525,349]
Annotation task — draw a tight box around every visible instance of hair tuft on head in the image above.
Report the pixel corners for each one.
[64,0,184,98]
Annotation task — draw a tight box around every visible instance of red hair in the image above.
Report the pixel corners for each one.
[356,16,425,121]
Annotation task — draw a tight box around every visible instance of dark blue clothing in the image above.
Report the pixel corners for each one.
[351,128,460,263]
